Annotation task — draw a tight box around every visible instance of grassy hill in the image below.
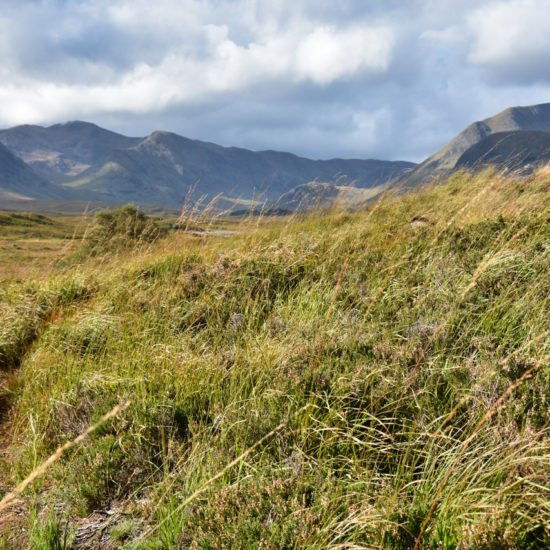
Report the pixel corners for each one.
[0,169,549,548]
[267,182,385,213]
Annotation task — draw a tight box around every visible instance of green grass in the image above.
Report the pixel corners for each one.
[0,169,549,549]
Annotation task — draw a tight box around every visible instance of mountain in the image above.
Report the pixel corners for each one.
[0,142,69,200]
[404,102,550,186]
[0,122,415,208]
[5,102,550,211]
[64,130,415,207]
[0,121,142,183]
[455,130,550,175]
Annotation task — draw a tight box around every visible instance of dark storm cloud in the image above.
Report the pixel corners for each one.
[1,0,550,161]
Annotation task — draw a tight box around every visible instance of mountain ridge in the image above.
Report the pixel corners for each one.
[0,121,142,183]
[403,102,550,186]
[58,127,416,206]
[0,122,415,208]
[455,130,550,175]
[3,102,550,212]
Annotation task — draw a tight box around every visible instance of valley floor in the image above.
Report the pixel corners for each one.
[0,169,549,549]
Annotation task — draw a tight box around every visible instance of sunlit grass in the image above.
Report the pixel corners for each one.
[1,168,549,548]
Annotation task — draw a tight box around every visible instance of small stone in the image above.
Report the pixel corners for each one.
[347,308,362,324]
[229,312,245,330]
[410,215,429,228]
[268,315,285,335]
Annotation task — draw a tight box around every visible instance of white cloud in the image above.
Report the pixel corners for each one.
[467,0,550,66]
[1,1,550,160]
[420,26,462,43]
[295,26,394,85]
[0,10,395,126]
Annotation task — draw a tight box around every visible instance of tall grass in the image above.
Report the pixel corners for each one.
[0,168,549,549]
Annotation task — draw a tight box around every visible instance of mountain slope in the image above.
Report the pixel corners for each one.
[65,130,415,206]
[0,142,68,200]
[0,121,142,183]
[404,102,550,185]
[455,130,550,175]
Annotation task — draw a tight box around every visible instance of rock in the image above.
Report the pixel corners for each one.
[229,313,245,330]
[410,216,429,229]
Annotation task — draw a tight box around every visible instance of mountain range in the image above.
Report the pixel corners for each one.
[0,122,414,210]
[1,102,550,212]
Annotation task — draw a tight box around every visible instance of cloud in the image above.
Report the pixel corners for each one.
[1,0,550,160]
[295,26,393,85]
[0,3,396,122]
[466,0,550,82]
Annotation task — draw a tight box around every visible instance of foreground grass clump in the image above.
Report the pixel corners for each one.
[1,169,549,549]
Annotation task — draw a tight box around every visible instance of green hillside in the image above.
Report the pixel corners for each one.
[1,169,549,548]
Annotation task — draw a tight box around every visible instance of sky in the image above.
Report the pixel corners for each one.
[1,0,550,162]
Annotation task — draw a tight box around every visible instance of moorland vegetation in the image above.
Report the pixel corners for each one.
[0,169,549,549]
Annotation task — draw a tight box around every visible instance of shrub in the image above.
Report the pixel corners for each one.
[81,205,165,256]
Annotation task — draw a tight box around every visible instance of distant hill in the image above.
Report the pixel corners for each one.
[455,130,550,175]
[0,121,142,183]
[263,181,384,213]
[0,142,69,200]
[0,122,415,209]
[63,130,415,206]
[404,103,550,186]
